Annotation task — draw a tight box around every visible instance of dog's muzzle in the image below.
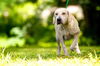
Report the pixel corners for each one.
[57,17,62,25]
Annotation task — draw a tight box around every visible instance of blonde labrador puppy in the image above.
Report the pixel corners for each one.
[53,8,81,56]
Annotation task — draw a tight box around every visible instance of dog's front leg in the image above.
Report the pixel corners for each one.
[60,37,69,56]
[57,39,61,56]
[56,33,61,56]
[70,34,81,54]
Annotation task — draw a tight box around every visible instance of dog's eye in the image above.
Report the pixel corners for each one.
[55,13,58,15]
[62,12,66,15]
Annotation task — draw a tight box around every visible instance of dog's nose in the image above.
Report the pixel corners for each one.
[57,18,61,21]
[57,17,61,24]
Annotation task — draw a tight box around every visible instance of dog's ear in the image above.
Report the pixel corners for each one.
[65,10,70,23]
[52,8,58,24]
[66,11,72,23]
[53,16,55,24]
[67,11,69,19]
[67,10,69,16]
[52,10,57,24]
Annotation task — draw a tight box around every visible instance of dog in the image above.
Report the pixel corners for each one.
[53,8,81,56]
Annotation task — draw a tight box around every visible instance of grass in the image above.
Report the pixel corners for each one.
[0,45,100,66]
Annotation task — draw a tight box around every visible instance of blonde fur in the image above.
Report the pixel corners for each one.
[53,8,81,56]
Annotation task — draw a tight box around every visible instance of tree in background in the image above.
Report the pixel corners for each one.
[0,0,100,48]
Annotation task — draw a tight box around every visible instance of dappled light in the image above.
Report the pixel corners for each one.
[3,10,9,17]
[41,9,51,27]
[0,0,99,47]
[0,0,100,65]
[0,0,99,51]
[15,2,36,21]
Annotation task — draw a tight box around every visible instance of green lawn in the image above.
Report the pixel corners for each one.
[0,45,100,66]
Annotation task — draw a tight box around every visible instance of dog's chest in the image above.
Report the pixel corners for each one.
[55,25,67,36]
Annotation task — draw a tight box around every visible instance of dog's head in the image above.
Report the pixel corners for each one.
[53,8,69,25]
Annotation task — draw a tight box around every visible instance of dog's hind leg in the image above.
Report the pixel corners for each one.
[70,34,81,54]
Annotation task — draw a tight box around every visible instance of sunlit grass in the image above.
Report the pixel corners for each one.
[0,46,100,66]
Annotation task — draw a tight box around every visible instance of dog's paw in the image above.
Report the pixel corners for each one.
[76,48,81,54]
[70,47,75,51]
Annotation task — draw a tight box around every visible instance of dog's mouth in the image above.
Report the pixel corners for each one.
[57,21,62,24]
[57,19,62,25]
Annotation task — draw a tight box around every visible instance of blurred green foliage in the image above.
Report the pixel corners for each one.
[0,0,56,47]
[0,0,100,47]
